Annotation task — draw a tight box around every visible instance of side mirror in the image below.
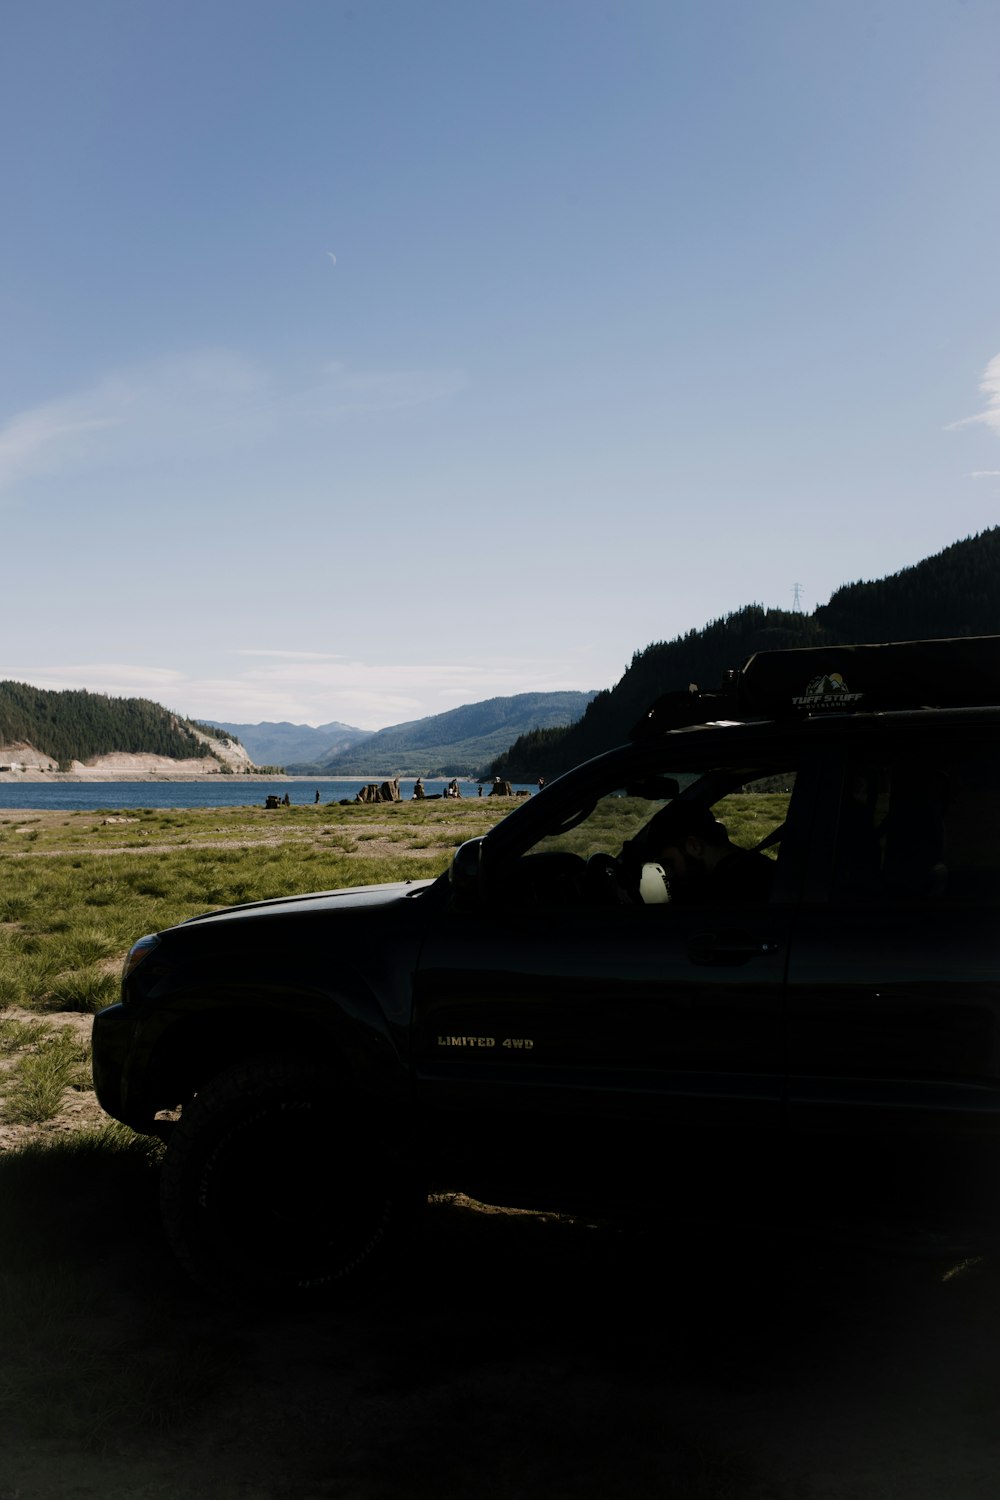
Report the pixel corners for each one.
[449,837,486,908]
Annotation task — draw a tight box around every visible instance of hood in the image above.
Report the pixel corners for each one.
[178,877,438,929]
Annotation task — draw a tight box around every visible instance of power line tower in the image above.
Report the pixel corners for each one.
[791,582,804,612]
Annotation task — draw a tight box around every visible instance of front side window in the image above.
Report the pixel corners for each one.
[496,758,798,909]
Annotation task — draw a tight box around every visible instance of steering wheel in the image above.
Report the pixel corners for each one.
[585,852,638,907]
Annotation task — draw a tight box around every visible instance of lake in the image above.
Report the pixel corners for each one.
[0,779,538,813]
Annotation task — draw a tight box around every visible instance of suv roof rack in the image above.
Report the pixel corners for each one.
[631,634,1000,742]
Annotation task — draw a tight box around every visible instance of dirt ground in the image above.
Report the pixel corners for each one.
[2,1054,1000,1500]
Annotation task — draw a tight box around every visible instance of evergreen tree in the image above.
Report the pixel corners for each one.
[0,683,214,763]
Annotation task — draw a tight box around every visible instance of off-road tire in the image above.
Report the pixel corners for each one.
[160,1055,419,1301]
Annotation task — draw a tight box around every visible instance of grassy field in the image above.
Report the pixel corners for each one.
[0,797,508,1012]
[1,796,999,1498]
[0,789,788,1025]
[0,799,511,1144]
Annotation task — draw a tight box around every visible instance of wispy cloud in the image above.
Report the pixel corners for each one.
[229,650,351,662]
[2,663,188,694]
[1,650,587,731]
[211,650,578,725]
[947,353,1000,435]
[0,410,121,490]
[0,351,467,495]
[970,470,1000,479]
[0,352,265,493]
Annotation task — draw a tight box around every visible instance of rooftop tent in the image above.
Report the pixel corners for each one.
[737,634,1000,716]
[632,635,1000,739]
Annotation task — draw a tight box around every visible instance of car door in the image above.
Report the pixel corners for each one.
[412,742,815,1213]
[784,721,1000,1230]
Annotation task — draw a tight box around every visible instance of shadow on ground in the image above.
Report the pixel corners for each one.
[1,1135,998,1500]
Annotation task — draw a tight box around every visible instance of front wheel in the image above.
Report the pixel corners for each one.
[160,1056,420,1301]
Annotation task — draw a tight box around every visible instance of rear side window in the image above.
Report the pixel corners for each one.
[833,747,1000,904]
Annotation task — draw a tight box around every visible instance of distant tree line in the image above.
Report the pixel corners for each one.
[814,527,1000,642]
[0,682,214,766]
[491,527,1000,782]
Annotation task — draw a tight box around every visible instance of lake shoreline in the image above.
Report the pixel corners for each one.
[0,772,529,813]
[0,772,484,785]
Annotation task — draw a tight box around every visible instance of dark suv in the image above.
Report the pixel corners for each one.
[92,635,1000,1297]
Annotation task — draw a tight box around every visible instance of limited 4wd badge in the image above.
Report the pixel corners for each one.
[436,1035,534,1050]
[792,671,863,709]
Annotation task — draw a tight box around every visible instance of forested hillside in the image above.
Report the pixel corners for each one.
[491,528,1000,781]
[814,528,1000,641]
[0,682,220,768]
[306,691,597,776]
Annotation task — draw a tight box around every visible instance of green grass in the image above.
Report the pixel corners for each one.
[0,800,509,1014]
[47,966,120,1014]
[0,793,798,1015]
[714,790,791,854]
[0,1015,51,1053]
[2,1027,88,1124]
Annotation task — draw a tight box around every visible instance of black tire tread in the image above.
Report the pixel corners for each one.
[160,1053,414,1300]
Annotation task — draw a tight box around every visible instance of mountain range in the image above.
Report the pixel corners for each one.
[4,528,999,777]
[218,692,598,776]
[212,720,370,769]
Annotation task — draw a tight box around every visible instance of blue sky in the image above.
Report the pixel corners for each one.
[2,0,999,729]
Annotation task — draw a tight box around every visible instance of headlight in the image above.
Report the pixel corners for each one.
[122,933,161,984]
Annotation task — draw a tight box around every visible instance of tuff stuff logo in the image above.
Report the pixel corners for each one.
[792,671,863,708]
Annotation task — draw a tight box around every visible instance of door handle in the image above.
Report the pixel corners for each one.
[688,931,780,967]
